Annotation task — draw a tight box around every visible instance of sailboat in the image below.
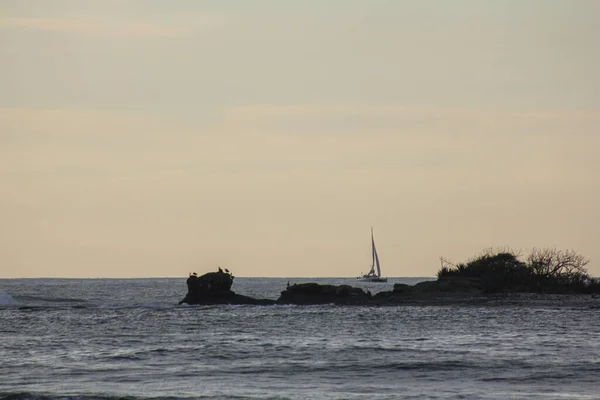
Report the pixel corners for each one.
[357,228,388,282]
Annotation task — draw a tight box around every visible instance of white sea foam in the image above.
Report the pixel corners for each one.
[0,290,14,305]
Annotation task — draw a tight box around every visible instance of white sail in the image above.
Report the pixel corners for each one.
[369,228,377,276]
[373,242,381,278]
[359,228,387,282]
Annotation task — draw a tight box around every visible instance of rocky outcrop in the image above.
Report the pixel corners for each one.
[410,277,484,294]
[276,283,373,305]
[275,278,489,305]
[179,273,600,307]
[179,275,486,306]
[179,270,275,305]
[375,277,488,305]
[360,278,484,305]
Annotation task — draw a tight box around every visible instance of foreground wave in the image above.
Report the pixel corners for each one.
[0,394,291,400]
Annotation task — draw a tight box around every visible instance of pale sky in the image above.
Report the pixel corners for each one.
[1,0,599,278]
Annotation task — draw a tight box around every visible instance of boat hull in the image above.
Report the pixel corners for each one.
[357,277,388,283]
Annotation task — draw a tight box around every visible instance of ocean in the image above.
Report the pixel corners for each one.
[1,277,599,400]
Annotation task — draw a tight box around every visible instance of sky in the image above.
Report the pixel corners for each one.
[1,0,599,278]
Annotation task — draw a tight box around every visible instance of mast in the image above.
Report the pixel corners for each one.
[370,227,375,275]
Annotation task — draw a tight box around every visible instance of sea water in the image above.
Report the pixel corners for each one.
[1,278,599,400]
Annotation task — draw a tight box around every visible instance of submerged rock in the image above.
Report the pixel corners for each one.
[179,270,275,305]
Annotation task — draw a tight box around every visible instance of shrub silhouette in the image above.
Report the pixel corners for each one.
[438,248,596,294]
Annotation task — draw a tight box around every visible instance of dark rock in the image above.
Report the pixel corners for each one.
[371,290,395,304]
[392,283,414,294]
[276,283,372,305]
[412,277,484,294]
[369,277,487,305]
[179,270,275,305]
[180,273,596,307]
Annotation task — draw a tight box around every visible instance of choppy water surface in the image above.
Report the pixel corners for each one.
[1,278,599,400]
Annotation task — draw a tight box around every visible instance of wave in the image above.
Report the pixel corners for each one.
[16,295,87,303]
[98,301,177,310]
[3,296,176,310]
[0,290,14,305]
[0,393,285,400]
[197,359,480,376]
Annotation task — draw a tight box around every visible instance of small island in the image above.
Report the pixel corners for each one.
[179,268,275,305]
[179,248,600,306]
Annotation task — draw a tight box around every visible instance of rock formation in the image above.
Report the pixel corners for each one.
[276,283,373,305]
[179,272,600,307]
[179,270,275,305]
[370,277,487,305]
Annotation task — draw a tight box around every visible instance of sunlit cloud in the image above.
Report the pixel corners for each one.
[0,107,176,136]
[227,103,600,125]
[1,104,599,277]
[0,14,222,37]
